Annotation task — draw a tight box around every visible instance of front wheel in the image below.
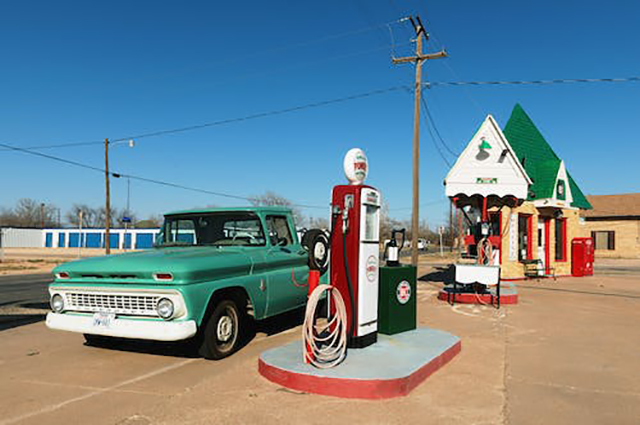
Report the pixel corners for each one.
[199,299,243,360]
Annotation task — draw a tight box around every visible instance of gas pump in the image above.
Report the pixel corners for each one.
[301,148,380,367]
[329,148,381,348]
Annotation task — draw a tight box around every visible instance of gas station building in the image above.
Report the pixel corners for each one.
[447,104,592,280]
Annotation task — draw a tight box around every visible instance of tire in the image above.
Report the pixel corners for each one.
[199,299,244,360]
[302,229,330,275]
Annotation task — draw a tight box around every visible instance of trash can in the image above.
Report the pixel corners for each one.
[378,265,417,335]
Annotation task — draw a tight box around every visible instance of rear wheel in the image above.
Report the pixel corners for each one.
[199,299,244,360]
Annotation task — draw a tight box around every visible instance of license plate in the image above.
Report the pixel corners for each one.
[92,312,116,328]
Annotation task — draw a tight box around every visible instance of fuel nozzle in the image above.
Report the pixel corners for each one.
[342,194,354,234]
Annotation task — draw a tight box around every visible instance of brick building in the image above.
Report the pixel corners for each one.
[446,104,592,280]
[582,193,640,258]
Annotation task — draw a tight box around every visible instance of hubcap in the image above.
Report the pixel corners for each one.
[217,315,234,342]
[314,242,326,260]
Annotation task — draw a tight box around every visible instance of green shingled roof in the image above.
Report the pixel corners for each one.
[502,104,592,209]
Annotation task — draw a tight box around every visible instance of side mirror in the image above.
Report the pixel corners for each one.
[277,237,288,247]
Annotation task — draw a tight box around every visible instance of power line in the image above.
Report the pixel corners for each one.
[108,18,410,87]
[6,76,638,153]
[425,76,640,88]
[1,139,444,214]
[418,97,451,167]
[0,85,408,152]
[420,96,458,157]
[389,199,447,211]
[0,141,326,210]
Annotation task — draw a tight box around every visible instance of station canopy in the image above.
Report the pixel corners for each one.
[444,114,532,209]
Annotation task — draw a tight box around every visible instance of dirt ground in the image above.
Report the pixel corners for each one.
[0,256,639,424]
[0,248,132,275]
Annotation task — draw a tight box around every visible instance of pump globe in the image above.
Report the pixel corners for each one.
[343,148,368,185]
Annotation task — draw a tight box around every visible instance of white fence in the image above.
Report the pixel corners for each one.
[0,228,43,248]
[0,227,160,250]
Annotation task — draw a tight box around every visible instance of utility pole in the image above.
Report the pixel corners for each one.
[104,138,111,255]
[392,16,447,266]
[78,209,83,259]
[40,202,45,229]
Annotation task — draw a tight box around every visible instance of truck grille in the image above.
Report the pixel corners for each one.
[64,292,160,317]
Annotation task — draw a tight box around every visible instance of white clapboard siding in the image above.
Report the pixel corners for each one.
[445,115,531,200]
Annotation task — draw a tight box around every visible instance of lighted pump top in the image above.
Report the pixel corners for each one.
[343,148,368,185]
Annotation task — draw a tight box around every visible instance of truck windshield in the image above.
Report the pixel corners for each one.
[159,212,266,247]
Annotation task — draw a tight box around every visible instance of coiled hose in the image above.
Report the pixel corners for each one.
[302,284,348,369]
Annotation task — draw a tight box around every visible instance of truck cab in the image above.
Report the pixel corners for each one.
[46,206,314,359]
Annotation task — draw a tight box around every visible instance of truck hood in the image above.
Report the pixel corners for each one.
[52,246,255,284]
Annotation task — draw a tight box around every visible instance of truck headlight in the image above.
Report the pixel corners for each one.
[156,298,174,320]
[50,294,64,313]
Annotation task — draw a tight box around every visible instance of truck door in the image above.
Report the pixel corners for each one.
[264,215,309,316]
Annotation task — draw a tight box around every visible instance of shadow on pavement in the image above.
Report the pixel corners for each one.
[0,314,47,331]
[419,265,454,285]
[84,306,307,359]
[19,301,50,310]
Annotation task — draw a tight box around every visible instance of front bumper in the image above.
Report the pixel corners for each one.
[46,312,197,341]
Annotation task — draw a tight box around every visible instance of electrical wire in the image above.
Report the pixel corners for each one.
[0,85,409,152]
[0,141,326,210]
[425,76,640,88]
[5,76,638,153]
[388,199,447,211]
[420,98,451,167]
[420,95,458,157]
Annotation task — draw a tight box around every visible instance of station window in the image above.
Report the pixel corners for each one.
[591,231,615,251]
[555,218,567,261]
[518,214,532,261]
[556,180,566,201]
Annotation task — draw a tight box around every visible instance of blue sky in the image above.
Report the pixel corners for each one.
[1,0,639,227]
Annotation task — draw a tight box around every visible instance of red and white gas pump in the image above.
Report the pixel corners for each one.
[330,148,380,348]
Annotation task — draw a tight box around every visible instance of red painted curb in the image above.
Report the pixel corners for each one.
[258,340,462,399]
[437,291,518,305]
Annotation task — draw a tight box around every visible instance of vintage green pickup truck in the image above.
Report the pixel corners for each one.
[46,206,327,359]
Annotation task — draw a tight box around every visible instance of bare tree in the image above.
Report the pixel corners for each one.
[66,204,98,227]
[136,215,163,229]
[0,198,58,227]
[65,204,136,228]
[379,202,404,241]
[308,216,329,230]
[249,191,306,227]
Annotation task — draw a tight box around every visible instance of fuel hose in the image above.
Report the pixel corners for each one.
[342,232,356,339]
[302,284,348,368]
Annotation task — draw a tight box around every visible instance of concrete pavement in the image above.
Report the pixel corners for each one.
[0,262,638,423]
[0,274,51,331]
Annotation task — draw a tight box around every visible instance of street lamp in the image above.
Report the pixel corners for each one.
[108,139,134,252]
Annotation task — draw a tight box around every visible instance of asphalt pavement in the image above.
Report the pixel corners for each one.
[0,273,51,331]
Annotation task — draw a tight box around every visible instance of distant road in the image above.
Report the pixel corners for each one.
[0,273,51,331]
